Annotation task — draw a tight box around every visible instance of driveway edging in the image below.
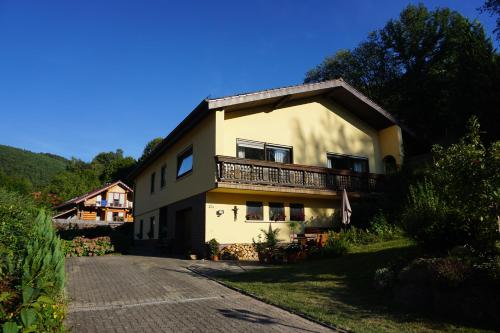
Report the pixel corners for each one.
[187,265,347,333]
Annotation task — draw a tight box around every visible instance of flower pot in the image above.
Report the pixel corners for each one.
[211,255,219,261]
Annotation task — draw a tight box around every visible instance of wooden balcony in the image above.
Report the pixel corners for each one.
[215,155,384,195]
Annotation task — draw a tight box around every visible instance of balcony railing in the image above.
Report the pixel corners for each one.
[94,201,133,208]
[215,155,384,193]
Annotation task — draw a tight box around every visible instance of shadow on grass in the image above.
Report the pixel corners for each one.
[220,242,494,332]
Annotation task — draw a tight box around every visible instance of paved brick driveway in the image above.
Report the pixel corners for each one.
[66,256,333,332]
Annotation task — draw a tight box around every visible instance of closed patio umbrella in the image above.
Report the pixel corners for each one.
[342,188,352,226]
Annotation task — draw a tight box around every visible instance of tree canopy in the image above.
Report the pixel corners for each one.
[139,137,163,163]
[480,0,500,40]
[305,4,500,146]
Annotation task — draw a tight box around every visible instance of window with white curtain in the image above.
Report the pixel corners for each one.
[327,153,369,173]
[266,146,291,163]
[236,139,292,164]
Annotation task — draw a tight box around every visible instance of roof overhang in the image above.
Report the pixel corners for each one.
[207,79,397,129]
[128,79,400,180]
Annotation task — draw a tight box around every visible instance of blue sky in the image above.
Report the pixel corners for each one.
[0,0,497,161]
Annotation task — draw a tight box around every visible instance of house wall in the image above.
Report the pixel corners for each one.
[378,125,404,165]
[205,191,339,244]
[133,113,217,238]
[217,96,390,174]
[134,211,158,240]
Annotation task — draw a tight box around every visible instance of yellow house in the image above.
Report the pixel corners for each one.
[129,79,403,255]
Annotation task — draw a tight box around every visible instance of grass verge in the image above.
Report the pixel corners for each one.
[217,238,495,333]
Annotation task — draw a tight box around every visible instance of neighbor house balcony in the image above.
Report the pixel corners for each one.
[215,155,384,196]
[94,201,133,209]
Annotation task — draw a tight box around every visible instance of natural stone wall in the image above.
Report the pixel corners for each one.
[220,243,258,261]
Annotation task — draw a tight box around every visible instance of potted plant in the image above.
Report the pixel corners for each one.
[252,235,266,263]
[207,238,220,261]
[253,224,283,264]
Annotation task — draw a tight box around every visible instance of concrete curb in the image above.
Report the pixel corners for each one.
[187,265,349,333]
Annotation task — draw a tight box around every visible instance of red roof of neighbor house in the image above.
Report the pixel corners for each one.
[53,180,132,210]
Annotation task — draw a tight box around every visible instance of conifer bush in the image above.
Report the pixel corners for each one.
[1,210,66,332]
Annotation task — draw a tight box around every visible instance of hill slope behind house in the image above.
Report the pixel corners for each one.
[0,144,69,189]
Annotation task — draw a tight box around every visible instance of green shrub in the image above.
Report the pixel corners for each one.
[373,267,395,290]
[402,117,499,254]
[370,211,401,240]
[0,188,37,254]
[57,223,133,254]
[401,181,466,251]
[432,257,470,288]
[322,231,350,257]
[1,210,66,332]
[339,227,379,245]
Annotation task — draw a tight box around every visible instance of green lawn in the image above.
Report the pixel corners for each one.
[217,239,494,333]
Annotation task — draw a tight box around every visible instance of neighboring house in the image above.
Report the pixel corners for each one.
[53,180,134,223]
[129,79,403,254]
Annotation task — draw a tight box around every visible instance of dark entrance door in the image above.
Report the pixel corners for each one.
[174,208,192,254]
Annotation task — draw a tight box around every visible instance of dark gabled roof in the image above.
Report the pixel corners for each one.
[53,180,132,210]
[128,79,400,180]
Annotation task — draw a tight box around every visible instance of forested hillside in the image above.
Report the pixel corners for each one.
[0,144,69,191]
[0,138,162,206]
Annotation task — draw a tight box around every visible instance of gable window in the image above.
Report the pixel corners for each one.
[109,192,125,207]
[177,146,193,178]
[160,165,167,188]
[237,139,292,164]
[269,202,285,221]
[246,201,263,221]
[150,172,156,194]
[290,203,305,221]
[327,153,369,173]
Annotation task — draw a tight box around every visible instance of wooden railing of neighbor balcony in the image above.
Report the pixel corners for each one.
[215,155,384,193]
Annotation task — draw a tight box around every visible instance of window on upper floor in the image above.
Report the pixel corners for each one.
[237,139,292,164]
[109,192,125,207]
[327,153,369,173]
[150,172,156,194]
[290,203,305,222]
[266,145,292,163]
[177,146,193,178]
[237,139,265,160]
[160,164,167,188]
